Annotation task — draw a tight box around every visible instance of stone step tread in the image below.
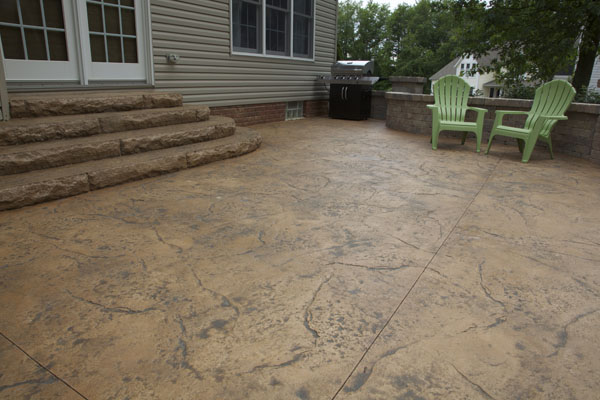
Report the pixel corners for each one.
[9,90,183,118]
[0,115,234,155]
[0,116,236,175]
[0,128,262,210]
[0,105,210,146]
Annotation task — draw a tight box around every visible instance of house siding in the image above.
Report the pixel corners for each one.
[150,0,337,107]
[589,56,600,94]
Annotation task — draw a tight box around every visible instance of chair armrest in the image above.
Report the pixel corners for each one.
[495,110,529,117]
[538,115,568,121]
[426,105,438,110]
[467,106,487,113]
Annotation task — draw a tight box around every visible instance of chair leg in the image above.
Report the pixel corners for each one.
[475,130,482,153]
[431,126,440,150]
[485,133,495,154]
[547,138,554,159]
[517,139,525,153]
[521,138,537,163]
[461,132,467,145]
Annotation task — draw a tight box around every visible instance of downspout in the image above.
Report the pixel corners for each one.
[0,39,9,121]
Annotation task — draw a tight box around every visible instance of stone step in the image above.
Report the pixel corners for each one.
[0,105,210,146]
[9,90,183,118]
[0,128,261,211]
[0,116,235,175]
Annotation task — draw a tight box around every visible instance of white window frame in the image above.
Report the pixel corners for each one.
[230,0,316,62]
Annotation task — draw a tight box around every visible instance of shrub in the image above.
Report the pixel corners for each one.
[574,88,600,104]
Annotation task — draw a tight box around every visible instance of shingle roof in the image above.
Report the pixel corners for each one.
[430,51,500,80]
[429,57,460,80]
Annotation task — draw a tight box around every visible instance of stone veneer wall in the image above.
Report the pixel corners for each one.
[371,91,387,120]
[211,100,328,126]
[385,92,600,164]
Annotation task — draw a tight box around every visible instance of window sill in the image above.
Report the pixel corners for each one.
[231,51,315,62]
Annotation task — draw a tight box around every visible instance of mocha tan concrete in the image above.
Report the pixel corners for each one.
[0,118,599,399]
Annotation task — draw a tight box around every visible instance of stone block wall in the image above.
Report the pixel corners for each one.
[370,91,387,120]
[385,92,600,164]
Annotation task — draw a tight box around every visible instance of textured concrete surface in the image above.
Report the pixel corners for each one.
[0,118,598,399]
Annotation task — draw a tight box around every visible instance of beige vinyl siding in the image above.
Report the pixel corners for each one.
[150,0,336,107]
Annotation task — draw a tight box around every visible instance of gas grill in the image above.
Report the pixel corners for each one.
[318,60,379,120]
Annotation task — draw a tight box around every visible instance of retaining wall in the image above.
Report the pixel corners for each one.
[385,92,600,164]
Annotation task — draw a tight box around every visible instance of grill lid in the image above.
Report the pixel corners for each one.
[331,60,374,76]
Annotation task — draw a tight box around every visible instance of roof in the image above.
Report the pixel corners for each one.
[430,51,500,81]
[477,50,499,68]
[429,57,460,80]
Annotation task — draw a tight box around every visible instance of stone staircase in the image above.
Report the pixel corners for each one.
[0,91,261,211]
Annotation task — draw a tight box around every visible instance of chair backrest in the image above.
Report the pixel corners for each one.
[524,80,576,136]
[432,75,472,122]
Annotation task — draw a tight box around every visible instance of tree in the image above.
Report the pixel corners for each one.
[336,1,391,76]
[386,0,458,79]
[450,0,600,92]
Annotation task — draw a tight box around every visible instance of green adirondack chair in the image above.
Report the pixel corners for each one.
[485,80,576,163]
[427,75,487,152]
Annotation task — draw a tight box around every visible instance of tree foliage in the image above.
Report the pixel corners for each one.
[449,0,600,92]
[337,0,460,84]
[337,0,600,96]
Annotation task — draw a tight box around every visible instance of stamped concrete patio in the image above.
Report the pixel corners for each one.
[1,118,599,399]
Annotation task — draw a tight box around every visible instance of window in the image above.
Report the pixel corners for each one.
[286,101,303,119]
[232,0,261,53]
[231,0,314,59]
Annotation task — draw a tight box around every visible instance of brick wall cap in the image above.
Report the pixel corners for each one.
[386,92,433,102]
[385,92,600,114]
[389,76,427,83]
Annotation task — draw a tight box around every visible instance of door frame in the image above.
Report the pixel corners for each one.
[1,0,81,83]
[73,0,154,86]
[2,0,154,88]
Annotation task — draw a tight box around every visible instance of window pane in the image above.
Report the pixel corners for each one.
[44,0,65,28]
[0,26,25,59]
[90,34,106,62]
[105,0,118,4]
[232,0,259,52]
[121,8,136,35]
[121,0,134,6]
[266,7,287,54]
[123,37,137,63]
[25,28,47,60]
[21,0,44,26]
[87,3,104,33]
[293,15,310,57]
[107,36,122,62]
[105,5,120,34]
[294,0,311,15]
[0,0,20,24]
[47,30,68,60]
[267,0,287,8]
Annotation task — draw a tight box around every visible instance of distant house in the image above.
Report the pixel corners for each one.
[429,52,500,97]
[589,56,600,94]
[431,52,600,98]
